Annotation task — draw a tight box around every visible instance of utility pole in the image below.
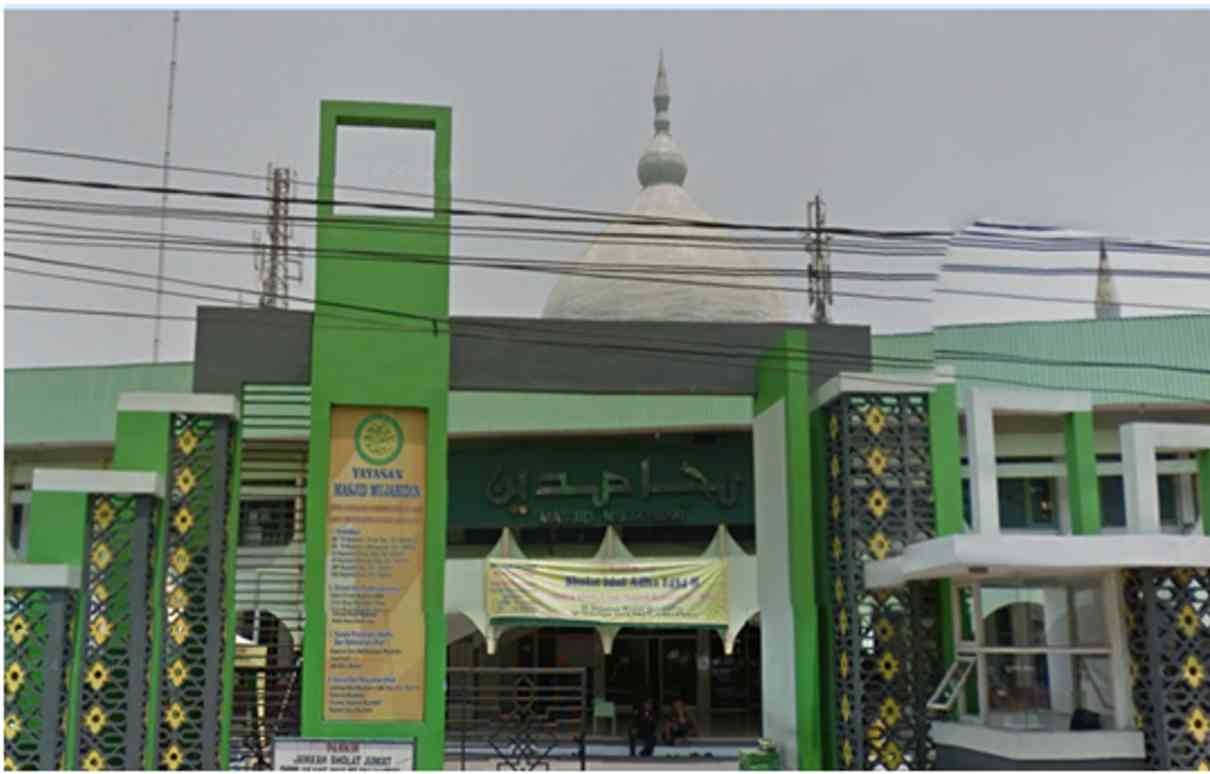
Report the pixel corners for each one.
[152,10,180,362]
[806,193,833,324]
[253,165,303,309]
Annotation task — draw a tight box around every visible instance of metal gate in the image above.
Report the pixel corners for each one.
[446,667,589,771]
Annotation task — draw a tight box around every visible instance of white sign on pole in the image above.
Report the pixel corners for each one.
[273,738,415,771]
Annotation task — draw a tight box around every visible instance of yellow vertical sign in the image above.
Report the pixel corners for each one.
[324,406,427,722]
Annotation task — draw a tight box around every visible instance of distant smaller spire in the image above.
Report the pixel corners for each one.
[1095,239,1122,320]
[637,51,687,188]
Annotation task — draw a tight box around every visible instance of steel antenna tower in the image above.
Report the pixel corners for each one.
[806,193,834,323]
[253,165,303,308]
[152,10,180,362]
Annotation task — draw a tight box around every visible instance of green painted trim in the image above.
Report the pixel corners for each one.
[756,330,819,770]
[64,581,87,768]
[1198,450,1210,536]
[219,421,243,768]
[1064,412,1102,535]
[809,408,836,770]
[111,410,173,768]
[928,385,964,723]
[25,491,87,566]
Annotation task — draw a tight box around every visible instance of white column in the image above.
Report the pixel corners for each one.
[1121,425,1161,534]
[963,389,1001,535]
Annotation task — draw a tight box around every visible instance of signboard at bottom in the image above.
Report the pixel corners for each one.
[273,738,415,772]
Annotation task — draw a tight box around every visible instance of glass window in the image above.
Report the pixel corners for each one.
[8,502,25,552]
[960,477,1056,531]
[946,578,1116,732]
[239,498,298,547]
[1100,474,1179,528]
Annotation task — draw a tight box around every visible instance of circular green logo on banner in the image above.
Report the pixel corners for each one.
[354,413,404,466]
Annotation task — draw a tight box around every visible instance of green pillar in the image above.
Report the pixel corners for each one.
[302,101,452,769]
[1064,411,1102,535]
[754,330,818,770]
[810,407,835,770]
[928,383,964,718]
[1197,450,1210,536]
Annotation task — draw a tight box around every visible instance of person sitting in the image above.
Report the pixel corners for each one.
[662,698,698,746]
[628,699,658,757]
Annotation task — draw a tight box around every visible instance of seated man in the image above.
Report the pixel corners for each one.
[628,699,658,757]
[662,698,698,746]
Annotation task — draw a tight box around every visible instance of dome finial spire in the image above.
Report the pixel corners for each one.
[653,49,671,134]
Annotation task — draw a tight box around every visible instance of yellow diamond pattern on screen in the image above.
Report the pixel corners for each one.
[174,506,195,536]
[90,615,114,646]
[3,714,21,742]
[880,697,902,728]
[162,744,184,771]
[168,586,189,611]
[1185,655,1206,690]
[867,489,889,519]
[869,531,891,560]
[1187,706,1209,745]
[838,609,848,636]
[83,705,107,736]
[5,755,15,770]
[878,651,900,681]
[177,428,199,456]
[1178,605,1200,638]
[85,661,110,691]
[831,494,841,521]
[1196,760,1209,772]
[170,547,191,575]
[90,542,112,571]
[164,702,187,731]
[834,578,844,605]
[864,405,887,435]
[93,584,110,604]
[169,616,190,646]
[81,749,105,772]
[876,617,895,642]
[831,455,840,480]
[841,740,853,768]
[5,663,26,696]
[168,658,189,687]
[881,741,903,769]
[841,695,851,723]
[1174,567,1196,588]
[6,614,29,646]
[832,536,842,561]
[93,499,116,531]
[839,652,849,679]
[175,467,196,495]
[865,447,888,477]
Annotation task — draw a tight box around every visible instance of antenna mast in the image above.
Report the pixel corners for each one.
[152,10,180,362]
[807,193,833,323]
[253,165,303,308]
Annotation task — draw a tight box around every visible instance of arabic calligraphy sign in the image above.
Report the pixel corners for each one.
[449,435,753,528]
[486,558,728,627]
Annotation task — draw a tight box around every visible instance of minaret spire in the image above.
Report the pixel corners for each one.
[1095,239,1122,319]
[637,51,688,188]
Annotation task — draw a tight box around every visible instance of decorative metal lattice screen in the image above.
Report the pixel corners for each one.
[153,414,234,770]
[76,494,156,771]
[822,393,941,770]
[231,385,309,770]
[4,586,75,771]
[1122,567,1210,770]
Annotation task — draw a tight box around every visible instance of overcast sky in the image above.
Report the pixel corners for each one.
[5,9,1210,368]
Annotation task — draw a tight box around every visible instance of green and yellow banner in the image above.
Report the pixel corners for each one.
[324,405,428,722]
[486,558,728,626]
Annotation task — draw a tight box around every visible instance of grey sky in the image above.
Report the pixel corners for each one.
[5,10,1210,368]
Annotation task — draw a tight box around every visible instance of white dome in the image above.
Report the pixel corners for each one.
[542,55,789,323]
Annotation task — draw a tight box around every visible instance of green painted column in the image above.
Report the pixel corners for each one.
[809,408,836,770]
[301,101,452,769]
[219,428,243,768]
[927,383,964,719]
[109,409,174,769]
[1064,411,1102,535]
[1197,450,1210,536]
[754,330,818,770]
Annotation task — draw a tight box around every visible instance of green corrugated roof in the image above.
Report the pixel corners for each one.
[873,315,1210,405]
